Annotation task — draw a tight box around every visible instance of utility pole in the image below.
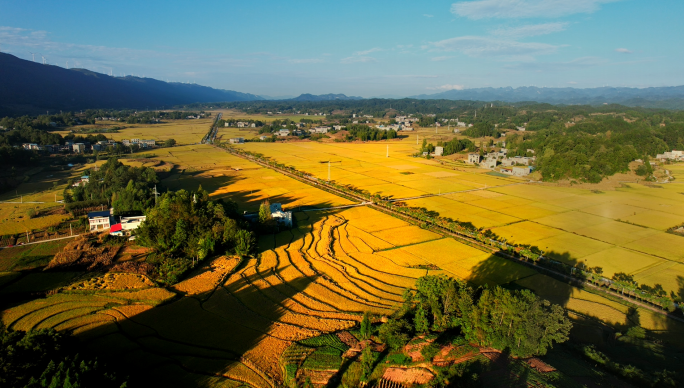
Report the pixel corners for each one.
[70,223,73,236]
[26,230,29,243]
[154,185,159,204]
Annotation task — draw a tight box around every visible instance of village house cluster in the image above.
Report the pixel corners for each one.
[467,149,536,176]
[655,150,684,161]
[22,138,157,154]
[225,121,257,128]
[87,209,146,239]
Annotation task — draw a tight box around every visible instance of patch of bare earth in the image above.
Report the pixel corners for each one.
[382,367,434,385]
[432,345,480,367]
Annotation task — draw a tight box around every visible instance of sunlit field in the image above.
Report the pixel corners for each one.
[233,139,684,294]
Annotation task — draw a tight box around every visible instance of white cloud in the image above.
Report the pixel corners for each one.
[431,56,454,61]
[427,84,466,90]
[288,58,324,64]
[491,22,568,38]
[424,14,434,17]
[354,47,383,56]
[451,0,620,19]
[615,48,632,54]
[341,56,377,64]
[431,35,558,57]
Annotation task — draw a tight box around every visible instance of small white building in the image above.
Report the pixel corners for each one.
[259,135,270,141]
[229,137,245,144]
[270,203,292,227]
[278,129,290,137]
[482,159,497,169]
[467,153,481,164]
[88,210,113,232]
[72,143,86,153]
[139,139,156,148]
[110,216,146,236]
[434,146,444,156]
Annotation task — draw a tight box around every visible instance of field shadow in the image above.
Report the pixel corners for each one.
[465,250,627,345]
[73,269,319,387]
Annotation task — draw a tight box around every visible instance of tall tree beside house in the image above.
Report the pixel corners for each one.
[135,187,254,284]
[258,199,272,224]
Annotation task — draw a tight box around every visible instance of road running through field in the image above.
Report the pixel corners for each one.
[0,234,80,249]
[217,145,683,324]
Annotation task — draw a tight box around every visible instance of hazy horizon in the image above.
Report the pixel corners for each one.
[1,0,682,97]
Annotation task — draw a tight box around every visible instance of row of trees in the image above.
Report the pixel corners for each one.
[345,125,397,141]
[378,275,572,358]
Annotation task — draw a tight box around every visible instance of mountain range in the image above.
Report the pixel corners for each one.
[3,51,684,115]
[287,93,364,101]
[0,53,262,116]
[412,86,684,108]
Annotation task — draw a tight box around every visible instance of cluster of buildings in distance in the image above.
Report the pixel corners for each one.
[22,138,157,153]
[655,150,684,161]
[467,150,536,176]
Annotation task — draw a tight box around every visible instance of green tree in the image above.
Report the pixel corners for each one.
[136,188,253,283]
[360,347,374,382]
[259,200,272,224]
[413,304,429,334]
[360,312,372,339]
[164,138,176,147]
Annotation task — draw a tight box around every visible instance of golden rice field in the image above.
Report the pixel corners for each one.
[516,274,684,346]
[234,140,684,294]
[5,121,684,386]
[65,118,215,145]
[1,179,531,387]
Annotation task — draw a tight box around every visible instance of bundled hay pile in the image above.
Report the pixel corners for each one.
[45,235,122,271]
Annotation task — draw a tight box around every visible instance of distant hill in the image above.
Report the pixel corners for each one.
[289,93,364,101]
[0,53,263,116]
[411,86,684,108]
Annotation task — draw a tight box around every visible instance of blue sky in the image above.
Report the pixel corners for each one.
[1,0,682,97]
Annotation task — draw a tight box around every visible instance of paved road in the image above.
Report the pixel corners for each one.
[0,234,80,249]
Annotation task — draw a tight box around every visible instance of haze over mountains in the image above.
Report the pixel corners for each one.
[411,86,684,109]
[0,53,262,116]
[3,52,684,116]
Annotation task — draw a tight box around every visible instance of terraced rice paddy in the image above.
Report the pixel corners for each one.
[235,140,684,294]
[5,123,684,386]
[1,198,523,386]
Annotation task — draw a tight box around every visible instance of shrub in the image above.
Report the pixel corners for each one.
[626,326,646,339]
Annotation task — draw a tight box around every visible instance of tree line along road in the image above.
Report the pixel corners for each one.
[216,144,684,325]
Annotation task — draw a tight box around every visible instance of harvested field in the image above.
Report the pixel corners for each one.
[234,141,684,294]
[63,273,155,291]
[382,367,434,385]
